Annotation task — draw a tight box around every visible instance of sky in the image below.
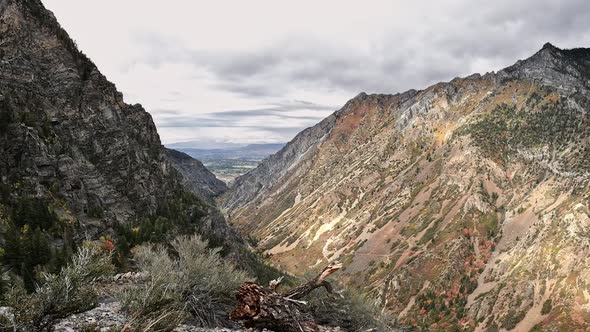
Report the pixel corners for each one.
[43,0,590,148]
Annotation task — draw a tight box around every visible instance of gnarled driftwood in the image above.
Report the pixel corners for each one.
[230,261,343,332]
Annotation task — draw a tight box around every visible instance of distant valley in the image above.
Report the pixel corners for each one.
[170,143,285,183]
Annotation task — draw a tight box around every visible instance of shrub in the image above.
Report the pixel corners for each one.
[307,288,395,331]
[247,234,259,247]
[119,234,249,330]
[541,299,552,315]
[120,244,184,331]
[4,245,113,331]
[501,309,525,330]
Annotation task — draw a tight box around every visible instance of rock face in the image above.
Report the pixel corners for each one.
[0,0,278,289]
[223,44,590,330]
[0,0,234,246]
[165,148,228,204]
[0,0,181,232]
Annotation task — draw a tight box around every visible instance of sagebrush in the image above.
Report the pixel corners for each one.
[119,234,249,330]
[3,245,113,331]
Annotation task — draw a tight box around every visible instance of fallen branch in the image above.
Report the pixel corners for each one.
[230,262,343,331]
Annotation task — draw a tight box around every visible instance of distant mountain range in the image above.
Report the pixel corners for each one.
[167,140,285,150]
[172,143,286,160]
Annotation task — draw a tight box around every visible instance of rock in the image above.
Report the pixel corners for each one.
[0,306,14,325]
[173,326,245,332]
[165,147,228,204]
[52,302,253,332]
[53,302,126,331]
[0,0,192,235]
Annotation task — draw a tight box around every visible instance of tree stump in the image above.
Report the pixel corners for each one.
[230,262,343,332]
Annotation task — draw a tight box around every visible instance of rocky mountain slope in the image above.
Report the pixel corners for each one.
[0,0,248,271]
[165,148,228,204]
[223,43,590,330]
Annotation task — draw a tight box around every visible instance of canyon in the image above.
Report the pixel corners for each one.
[1,0,590,330]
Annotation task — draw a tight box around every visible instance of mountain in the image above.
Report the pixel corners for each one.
[0,0,261,282]
[164,148,228,203]
[223,43,590,330]
[167,141,247,150]
[175,143,286,160]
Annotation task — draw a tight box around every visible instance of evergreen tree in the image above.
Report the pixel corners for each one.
[3,221,21,271]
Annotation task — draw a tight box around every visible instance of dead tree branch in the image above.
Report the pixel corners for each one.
[230,262,343,332]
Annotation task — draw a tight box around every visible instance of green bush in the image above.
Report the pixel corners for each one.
[4,245,113,331]
[481,212,499,238]
[501,309,525,330]
[541,299,552,315]
[307,288,395,331]
[119,234,249,330]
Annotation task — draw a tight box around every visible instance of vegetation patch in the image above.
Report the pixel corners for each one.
[541,298,553,315]
[501,309,526,330]
[120,234,249,329]
[5,245,114,331]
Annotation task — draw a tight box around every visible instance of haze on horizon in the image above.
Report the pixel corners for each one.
[43,0,590,148]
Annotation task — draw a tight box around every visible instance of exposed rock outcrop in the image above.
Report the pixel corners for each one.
[0,0,192,234]
[52,302,248,332]
[165,148,228,204]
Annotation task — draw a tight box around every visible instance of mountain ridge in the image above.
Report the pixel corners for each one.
[223,43,590,330]
[223,43,587,212]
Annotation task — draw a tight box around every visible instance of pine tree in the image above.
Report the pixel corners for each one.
[3,221,21,271]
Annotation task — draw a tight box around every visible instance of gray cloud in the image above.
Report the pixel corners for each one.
[177,0,590,99]
[151,109,182,115]
[45,0,590,145]
[211,109,325,121]
[128,0,590,99]
[155,101,333,129]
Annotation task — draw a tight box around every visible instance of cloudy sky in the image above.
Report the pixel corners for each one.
[44,0,590,147]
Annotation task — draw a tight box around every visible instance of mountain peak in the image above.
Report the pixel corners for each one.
[497,42,590,95]
[354,92,368,100]
[541,42,559,51]
[534,42,564,59]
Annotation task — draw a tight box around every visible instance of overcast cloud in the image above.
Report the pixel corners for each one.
[43,0,590,147]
